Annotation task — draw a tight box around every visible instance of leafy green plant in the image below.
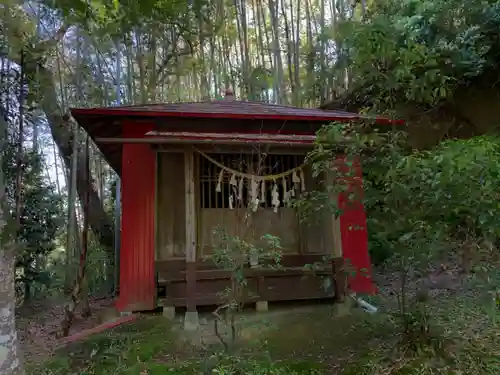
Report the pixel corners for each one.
[334,0,500,112]
[300,121,500,350]
[211,225,282,352]
[1,141,65,304]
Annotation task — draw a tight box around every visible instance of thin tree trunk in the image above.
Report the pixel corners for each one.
[65,123,78,290]
[281,0,295,104]
[126,36,134,103]
[0,251,23,375]
[147,28,156,100]
[37,65,114,251]
[62,136,91,336]
[294,0,301,105]
[15,51,24,225]
[258,0,274,72]
[253,0,268,101]
[0,110,24,375]
[319,0,327,103]
[136,30,148,104]
[209,39,218,94]
[52,143,61,196]
[15,51,27,302]
[198,28,210,99]
[268,0,284,103]
[305,0,315,106]
[237,0,252,99]
[80,136,91,317]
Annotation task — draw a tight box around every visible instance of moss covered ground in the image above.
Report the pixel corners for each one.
[33,285,500,375]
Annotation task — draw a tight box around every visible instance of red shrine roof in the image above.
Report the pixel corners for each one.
[70,95,403,174]
[71,98,402,123]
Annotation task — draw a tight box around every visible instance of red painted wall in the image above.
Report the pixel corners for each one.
[113,121,374,310]
[115,122,157,312]
[337,157,376,295]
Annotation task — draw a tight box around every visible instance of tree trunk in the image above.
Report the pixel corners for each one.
[37,66,114,253]
[26,63,116,290]
[65,122,79,291]
[62,136,92,336]
[268,0,284,103]
[0,113,24,375]
[0,252,23,375]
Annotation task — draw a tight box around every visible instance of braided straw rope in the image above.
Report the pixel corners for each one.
[193,147,307,181]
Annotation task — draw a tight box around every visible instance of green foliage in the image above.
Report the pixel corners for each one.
[303,121,500,350]
[364,134,500,263]
[32,317,179,375]
[44,0,221,40]
[337,0,500,110]
[33,290,500,375]
[34,316,322,375]
[307,122,500,265]
[2,141,64,297]
[212,226,282,298]
[211,225,282,351]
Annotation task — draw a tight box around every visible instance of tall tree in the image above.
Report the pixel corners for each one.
[0,110,24,375]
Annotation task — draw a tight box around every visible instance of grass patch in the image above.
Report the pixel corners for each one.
[32,315,321,375]
[250,306,396,368]
[339,289,500,374]
[32,316,183,375]
[34,286,500,375]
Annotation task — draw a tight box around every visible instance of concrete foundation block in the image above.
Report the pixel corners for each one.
[162,306,176,320]
[183,311,200,331]
[333,299,352,317]
[255,301,268,312]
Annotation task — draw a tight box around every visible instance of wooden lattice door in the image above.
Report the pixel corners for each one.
[197,152,304,258]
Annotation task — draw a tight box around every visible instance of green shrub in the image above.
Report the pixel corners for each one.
[365,134,500,264]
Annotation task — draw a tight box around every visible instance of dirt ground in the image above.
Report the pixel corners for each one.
[17,296,116,366]
[17,263,469,368]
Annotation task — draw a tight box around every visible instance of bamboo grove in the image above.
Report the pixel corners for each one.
[0,0,367,300]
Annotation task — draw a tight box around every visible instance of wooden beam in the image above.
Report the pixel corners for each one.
[332,203,343,258]
[59,314,139,346]
[184,150,197,312]
[329,162,346,302]
[95,134,315,146]
[152,143,312,155]
[96,137,178,144]
[153,152,159,263]
[145,130,317,142]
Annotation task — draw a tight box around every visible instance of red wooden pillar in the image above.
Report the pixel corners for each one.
[337,157,376,295]
[116,122,157,312]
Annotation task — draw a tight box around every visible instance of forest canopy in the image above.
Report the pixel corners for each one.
[331,0,500,113]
